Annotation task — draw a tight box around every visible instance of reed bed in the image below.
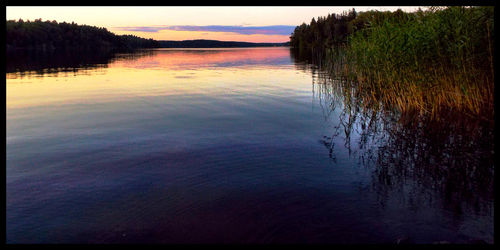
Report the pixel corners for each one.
[293,6,494,120]
[344,6,494,119]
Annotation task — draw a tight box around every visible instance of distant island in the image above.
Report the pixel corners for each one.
[158,40,289,48]
[6,19,289,51]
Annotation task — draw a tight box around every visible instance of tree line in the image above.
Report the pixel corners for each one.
[6,19,160,51]
[289,8,358,52]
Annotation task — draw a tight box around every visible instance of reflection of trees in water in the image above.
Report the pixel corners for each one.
[6,49,155,78]
[304,55,494,222]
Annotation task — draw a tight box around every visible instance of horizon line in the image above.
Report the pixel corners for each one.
[157,38,289,43]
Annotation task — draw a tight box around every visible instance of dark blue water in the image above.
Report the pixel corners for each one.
[6,48,494,244]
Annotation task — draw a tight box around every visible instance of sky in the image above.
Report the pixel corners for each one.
[6,6,425,43]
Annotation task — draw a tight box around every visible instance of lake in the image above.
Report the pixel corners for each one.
[6,47,494,244]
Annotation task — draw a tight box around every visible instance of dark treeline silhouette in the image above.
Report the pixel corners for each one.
[6,19,160,51]
[290,8,357,52]
[158,39,289,48]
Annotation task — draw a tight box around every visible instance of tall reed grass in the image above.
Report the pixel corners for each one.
[343,6,494,119]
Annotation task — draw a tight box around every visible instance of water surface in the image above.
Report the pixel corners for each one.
[6,47,494,244]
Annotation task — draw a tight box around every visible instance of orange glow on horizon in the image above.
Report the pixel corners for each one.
[110,29,290,43]
[111,48,291,70]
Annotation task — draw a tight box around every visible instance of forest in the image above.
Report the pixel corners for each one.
[6,19,160,51]
[290,6,494,118]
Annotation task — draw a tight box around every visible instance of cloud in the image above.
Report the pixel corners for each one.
[115,25,295,36]
[116,26,165,32]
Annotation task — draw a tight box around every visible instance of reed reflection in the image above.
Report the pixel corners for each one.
[299,52,494,223]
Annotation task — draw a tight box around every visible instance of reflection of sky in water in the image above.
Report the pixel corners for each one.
[6,47,493,244]
[112,48,292,70]
[6,47,296,109]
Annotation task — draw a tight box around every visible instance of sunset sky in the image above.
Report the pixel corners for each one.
[6,6,424,43]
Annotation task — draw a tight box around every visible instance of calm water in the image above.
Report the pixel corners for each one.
[6,47,494,244]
